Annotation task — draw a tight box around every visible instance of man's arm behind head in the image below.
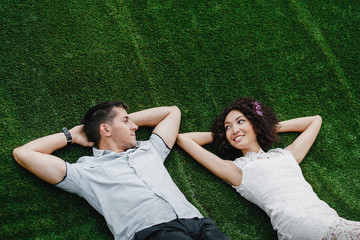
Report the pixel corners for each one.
[130,106,181,149]
[13,125,94,184]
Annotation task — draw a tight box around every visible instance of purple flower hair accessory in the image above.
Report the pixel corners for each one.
[253,101,263,116]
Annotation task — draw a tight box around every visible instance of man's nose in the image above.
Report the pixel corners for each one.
[131,122,138,130]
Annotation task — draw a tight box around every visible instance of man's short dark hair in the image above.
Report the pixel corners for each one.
[82,101,129,145]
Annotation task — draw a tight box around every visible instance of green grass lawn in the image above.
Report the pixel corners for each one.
[1,0,359,239]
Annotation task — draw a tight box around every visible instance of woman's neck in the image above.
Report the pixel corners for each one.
[241,143,261,156]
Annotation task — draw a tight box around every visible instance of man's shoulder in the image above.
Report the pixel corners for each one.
[150,133,170,150]
[134,134,170,156]
[136,134,163,147]
[71,155,99,165]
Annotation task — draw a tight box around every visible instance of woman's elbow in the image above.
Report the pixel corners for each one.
[176,133,186,146]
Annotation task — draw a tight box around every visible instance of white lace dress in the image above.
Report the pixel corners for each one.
[232,148,359,240]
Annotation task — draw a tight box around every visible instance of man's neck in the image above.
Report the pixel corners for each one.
[98,142,127,154]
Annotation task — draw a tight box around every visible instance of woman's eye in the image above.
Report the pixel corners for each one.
[225,125,231,131]
[238,119,245,124]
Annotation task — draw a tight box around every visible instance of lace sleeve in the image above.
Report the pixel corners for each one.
[233,156,252,169]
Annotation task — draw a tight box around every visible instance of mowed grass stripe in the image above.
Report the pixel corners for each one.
[290,0,360,116]
[103,0,162,106]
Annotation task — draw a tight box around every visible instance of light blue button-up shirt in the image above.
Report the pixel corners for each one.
[56,134,203,240]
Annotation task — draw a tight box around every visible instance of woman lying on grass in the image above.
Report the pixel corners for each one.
[177,97,360,240]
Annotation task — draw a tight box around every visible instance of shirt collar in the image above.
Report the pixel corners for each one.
[92,142,143,157]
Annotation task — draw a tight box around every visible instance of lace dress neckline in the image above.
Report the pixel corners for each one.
[234,148,271,169]
[244,149,267,159]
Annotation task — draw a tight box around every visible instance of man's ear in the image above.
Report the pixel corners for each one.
[99,123,112,137]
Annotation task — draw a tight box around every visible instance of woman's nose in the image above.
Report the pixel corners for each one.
[232,125,240,134]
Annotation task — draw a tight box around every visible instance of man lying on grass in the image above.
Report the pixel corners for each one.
[13,101,229,240]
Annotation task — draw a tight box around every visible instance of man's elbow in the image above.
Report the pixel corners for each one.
[13,147,20,161]
[314,115,322,124]
[170,106,181,116]
[13,147,27,166]
[169,106,181,121]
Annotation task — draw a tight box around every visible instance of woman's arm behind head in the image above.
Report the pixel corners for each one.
[280,115,322,164]
[177,132,242,187]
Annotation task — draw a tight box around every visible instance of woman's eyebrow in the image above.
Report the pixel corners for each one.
[235,115,244,121]
[225,115,244,125]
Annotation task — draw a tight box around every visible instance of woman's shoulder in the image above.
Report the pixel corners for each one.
[267,148,297,164]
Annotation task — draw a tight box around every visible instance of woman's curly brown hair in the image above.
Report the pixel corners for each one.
[211,97,280,159]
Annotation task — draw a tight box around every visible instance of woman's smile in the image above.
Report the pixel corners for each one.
[233,135,245,142]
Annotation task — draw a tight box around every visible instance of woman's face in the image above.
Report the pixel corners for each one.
[224,110,260,154]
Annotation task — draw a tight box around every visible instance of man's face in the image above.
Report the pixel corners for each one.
[108,107,138,152]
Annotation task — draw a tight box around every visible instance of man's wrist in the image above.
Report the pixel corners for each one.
[62,127,72,146]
